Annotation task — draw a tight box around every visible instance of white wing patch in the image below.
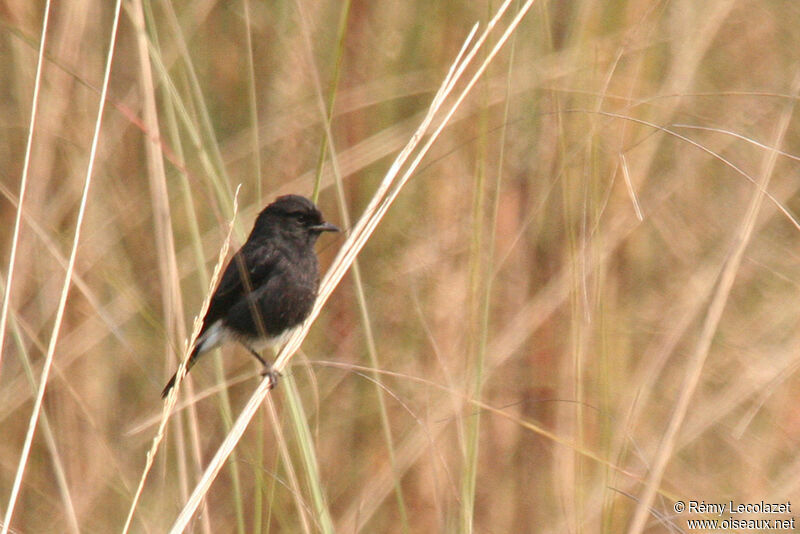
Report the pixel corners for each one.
[194,320,228,355]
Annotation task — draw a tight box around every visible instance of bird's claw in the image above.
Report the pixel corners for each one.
[261,367,282,390]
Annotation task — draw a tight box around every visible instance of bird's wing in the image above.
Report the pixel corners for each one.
[199,245,279,331]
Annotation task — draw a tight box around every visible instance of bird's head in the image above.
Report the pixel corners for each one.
[252,194,339,244]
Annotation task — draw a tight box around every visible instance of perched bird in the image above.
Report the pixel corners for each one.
[162,195,339,398]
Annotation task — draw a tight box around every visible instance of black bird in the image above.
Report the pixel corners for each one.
[162,195,339,398]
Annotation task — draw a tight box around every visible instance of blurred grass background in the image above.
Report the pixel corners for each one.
[2,0,800,532]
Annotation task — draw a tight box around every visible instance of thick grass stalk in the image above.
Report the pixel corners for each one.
[140,0,205,515]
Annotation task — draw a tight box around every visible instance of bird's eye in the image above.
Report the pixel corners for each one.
[295,213,313,225]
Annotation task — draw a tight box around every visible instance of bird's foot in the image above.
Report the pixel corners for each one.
[261,366,282,390]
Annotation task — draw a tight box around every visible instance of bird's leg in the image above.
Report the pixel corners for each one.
[238,341,281,390]
[241,343,268,367]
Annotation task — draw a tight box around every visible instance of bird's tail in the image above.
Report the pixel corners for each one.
[161,345,200,398]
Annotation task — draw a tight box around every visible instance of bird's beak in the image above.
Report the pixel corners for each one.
[311,222,340,233]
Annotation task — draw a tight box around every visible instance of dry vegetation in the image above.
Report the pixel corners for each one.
[2,1,800,532]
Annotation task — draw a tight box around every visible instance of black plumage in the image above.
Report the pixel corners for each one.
[162,195,338,398]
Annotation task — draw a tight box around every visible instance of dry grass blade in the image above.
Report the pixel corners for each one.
[588,110,800,231]
[121,186,242,533]
[626,72,800,534]
[0,0,52,377]
[168,2,535,530]
[1,1,124,532]
[619,152,643,221]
